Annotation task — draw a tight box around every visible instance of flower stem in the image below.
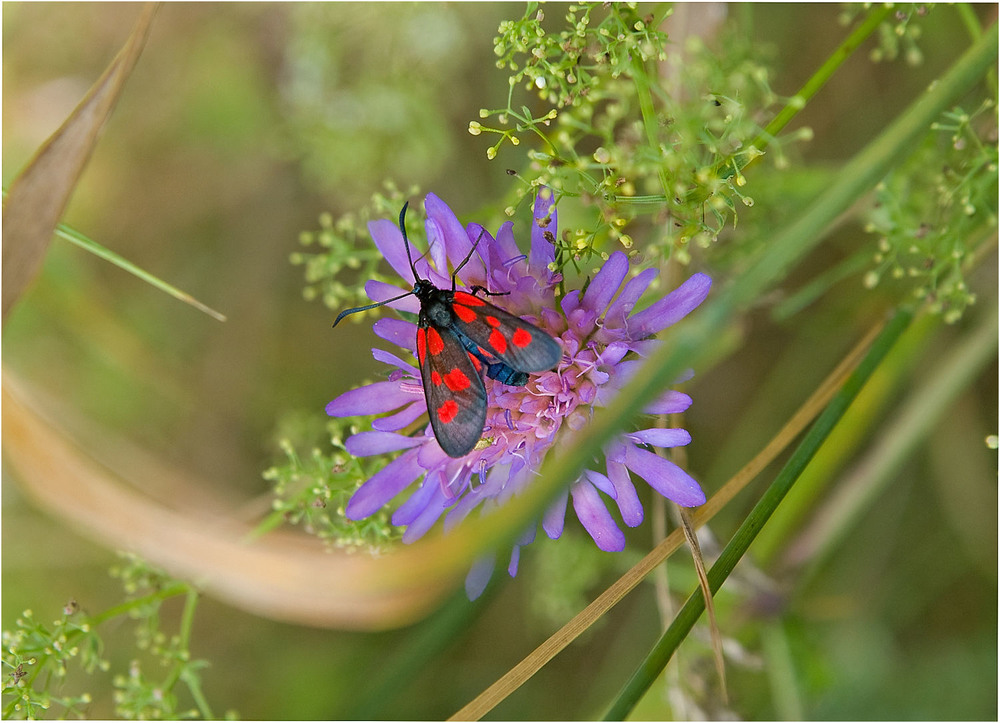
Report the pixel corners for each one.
[87,583,190,627]
[748,4,893,160]
[631,53,671,200]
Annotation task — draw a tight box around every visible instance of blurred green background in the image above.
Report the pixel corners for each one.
[3,3,996,719]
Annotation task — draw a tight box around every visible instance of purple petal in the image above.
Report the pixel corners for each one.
[599,341,631,367]
[371,348,418,375]
[571,480,626,552]
[492,221,521,264]
[444,464,506,530]
[568,307,598,336]
[629,339,661,357]
[345,448,424,519]
[643,391,693,415]
[627,273,712,338]
[508,527,537,577]
[364,280,419,314]
[425,193,485,280]
[626,428,692,448]
[542,488,569,539]
[368,218,415,284]
[345,431,423,457]
[373,318,417,353]
[585,469,617,499]
[605,267,658,326]
[465,555,496,600]
[530,188,556,273]
[400,488,450,542]
[508,545,521,577]
[560,289,582,316]
[393,470,442,525]
[622,443,706,507]
[371,400,427,431]
[326,381,417,416]
[582,251,629,316]
[606,457,644,527]
[464,223,493,283]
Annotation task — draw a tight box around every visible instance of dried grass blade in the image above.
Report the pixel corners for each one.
[448,318,885,721]
[678,507,727,702]
[1,3,158,323]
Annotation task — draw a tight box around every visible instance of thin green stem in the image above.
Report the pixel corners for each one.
[602,308,913,720]
[751,5,893,157]
[3,186,228,323]
[631,54,671,200]
[957,3,983,39]
[795,303,998,588]
[87,583,190,627]
[160,589,199,691]
[182,672,214,721]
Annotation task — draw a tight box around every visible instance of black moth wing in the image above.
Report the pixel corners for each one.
[450,291,562,374]
[416,317,488,458]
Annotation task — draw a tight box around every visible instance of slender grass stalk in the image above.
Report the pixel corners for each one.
[752,310,941,563]
[792,303,998,586]
[749,5,894,158]
[2,187,226,321]
[448,317,885,722]
[761,620,804,721]
[602,308,913,720]
[631,53,671,200]
[53,223,227,322]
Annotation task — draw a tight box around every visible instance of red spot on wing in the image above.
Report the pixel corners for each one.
[512,327,532,348]
[431,370,442,386]
[486,315,500,327]
[468,353,482,372]
[426,327,445,355]
[443,368,471,391]
[453,304,476,323]
[416,328,427,364]
[437,399,459,423]
[488,329,507,354]
[454,291,485,307]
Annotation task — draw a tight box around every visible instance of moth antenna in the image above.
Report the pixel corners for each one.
[398,202,421,282]
[332,289,416,328]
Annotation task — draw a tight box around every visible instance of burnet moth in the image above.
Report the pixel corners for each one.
[333,203,563,458]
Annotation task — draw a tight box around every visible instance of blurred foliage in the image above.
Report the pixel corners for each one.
[863,100,997,323]
[3,554,216,720]
[261,415,399,549]
[3,3,996,721]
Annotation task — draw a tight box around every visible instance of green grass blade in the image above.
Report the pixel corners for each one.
[53,222,227,322]
[602,308,914,721]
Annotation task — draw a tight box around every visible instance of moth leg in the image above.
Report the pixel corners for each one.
[469,284,510,299]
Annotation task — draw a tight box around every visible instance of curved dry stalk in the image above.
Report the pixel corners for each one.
[448,318,885,721]
[2,369,454,631]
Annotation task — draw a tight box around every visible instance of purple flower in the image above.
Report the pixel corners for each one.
[327,190,712,598]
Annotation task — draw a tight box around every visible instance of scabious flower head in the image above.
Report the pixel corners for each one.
[327,189,712,598]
